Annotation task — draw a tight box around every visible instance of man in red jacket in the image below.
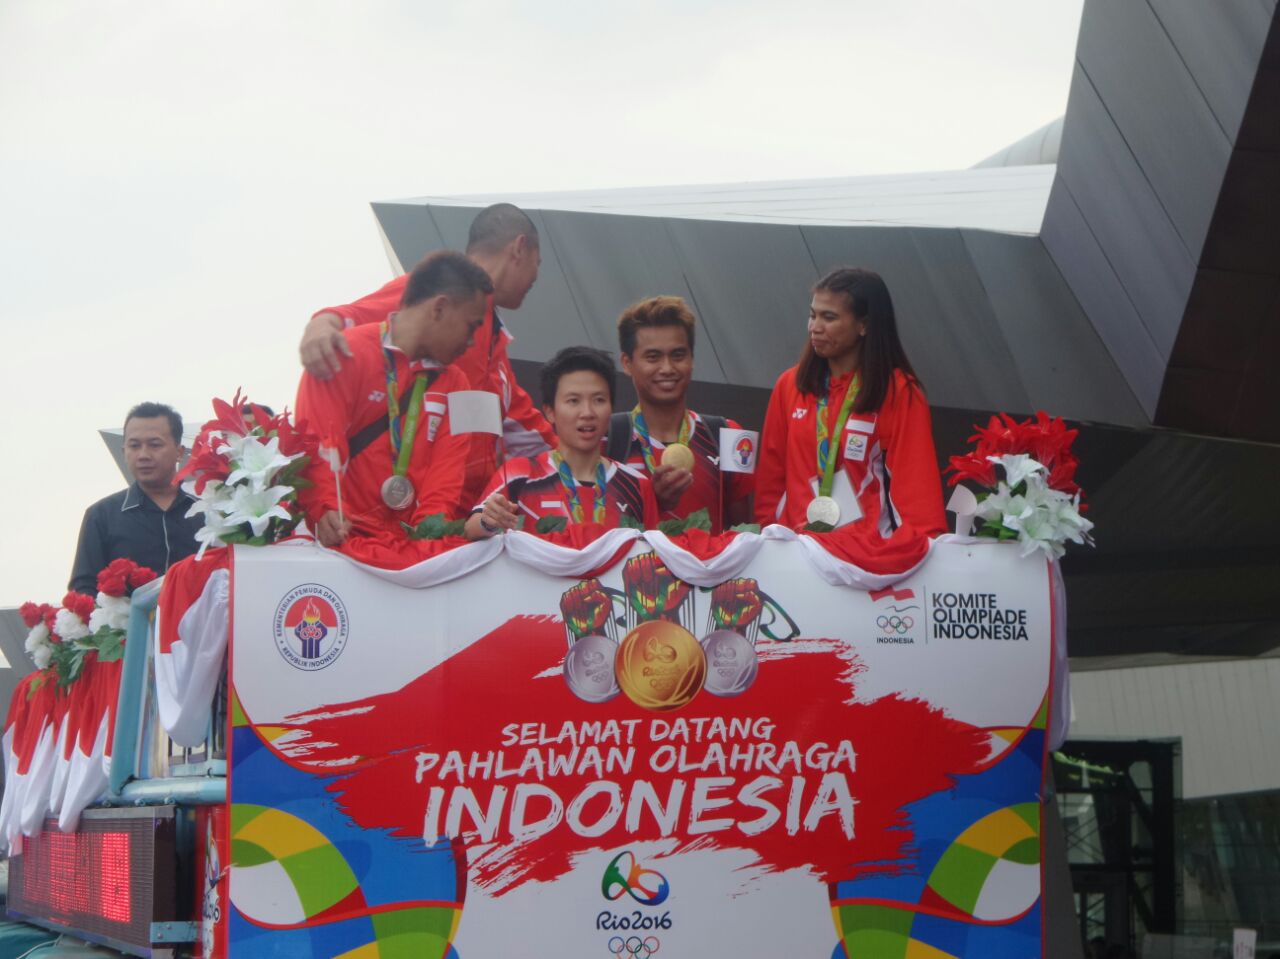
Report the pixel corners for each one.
[295,251,492,546]
[299,203,556,508]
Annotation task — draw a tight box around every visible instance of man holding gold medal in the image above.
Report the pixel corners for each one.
[607,296,754,534]
[295,251,494,546]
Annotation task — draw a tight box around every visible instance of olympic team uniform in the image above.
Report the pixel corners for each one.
[295,323,471,537]
[608,409,754,534]
[474,452,661,530]
[754,367,946,536]
[313,278,556,505]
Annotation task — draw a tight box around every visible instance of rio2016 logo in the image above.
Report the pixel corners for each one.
[598,851,672,947]
[602,850,669,906]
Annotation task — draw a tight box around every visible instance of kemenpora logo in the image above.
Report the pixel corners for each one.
[273,584,350,670]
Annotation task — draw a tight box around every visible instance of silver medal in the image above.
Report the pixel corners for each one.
[563,634,621,703]
[806,494,841,527]
[700,629,759,697]
[380,474,415,510]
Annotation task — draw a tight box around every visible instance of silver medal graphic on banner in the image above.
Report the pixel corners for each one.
[380,474,415,511]
[806,494,840,527]
[563,634,621,703]
[700,629,759,697]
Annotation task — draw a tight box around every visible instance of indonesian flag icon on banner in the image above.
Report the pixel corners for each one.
[719,428,759,474]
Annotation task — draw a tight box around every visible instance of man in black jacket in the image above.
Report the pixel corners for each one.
[69,402,201,593]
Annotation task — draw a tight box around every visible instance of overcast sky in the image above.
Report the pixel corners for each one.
[0,0,1083,605]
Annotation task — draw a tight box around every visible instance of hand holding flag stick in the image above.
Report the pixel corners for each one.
[319,439,347,528]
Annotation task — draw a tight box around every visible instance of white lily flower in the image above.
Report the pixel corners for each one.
[989,453,1046,490]
[223,484,295,537]
[24,623,49,654]
[223,435,300,492]
[1013,508,1067,560]
[32,644,53,670]
[54,608,90,642]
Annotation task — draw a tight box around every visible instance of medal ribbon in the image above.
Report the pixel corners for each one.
[551,450,610,524]
[381,320,440,477]
[630,406,692,473]
[814,373,860,497]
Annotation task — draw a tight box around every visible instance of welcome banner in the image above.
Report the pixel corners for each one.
[225,539,1053,958]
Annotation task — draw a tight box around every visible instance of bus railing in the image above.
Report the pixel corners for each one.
[107,576,225,806]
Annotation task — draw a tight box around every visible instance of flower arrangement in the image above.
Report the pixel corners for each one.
[176,392,314,558]
[946,411,1094,560]
[20,559,156,686]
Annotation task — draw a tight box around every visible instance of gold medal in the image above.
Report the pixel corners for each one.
[660,442,695,472]
[615,620,706,711]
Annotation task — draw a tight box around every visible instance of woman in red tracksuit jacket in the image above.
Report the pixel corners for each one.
[754,267,946,538]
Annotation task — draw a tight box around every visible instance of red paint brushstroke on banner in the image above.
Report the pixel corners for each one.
[271,616,986,896]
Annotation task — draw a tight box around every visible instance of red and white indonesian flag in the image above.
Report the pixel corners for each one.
[448,390,503,436]
[719,428,759,474]
[155,550,231,748]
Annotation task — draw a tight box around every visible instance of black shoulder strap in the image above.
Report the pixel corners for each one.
[348,382,417,461]
[606,411,633,463]
[700,415,727,442]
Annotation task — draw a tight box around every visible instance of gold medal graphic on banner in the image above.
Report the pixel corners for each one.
[615,620,706,711]
[660,442,695,472]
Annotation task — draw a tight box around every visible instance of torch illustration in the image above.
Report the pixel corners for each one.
[621,553,694,631]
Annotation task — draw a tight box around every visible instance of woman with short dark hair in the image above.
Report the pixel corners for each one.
[754,268,945,537]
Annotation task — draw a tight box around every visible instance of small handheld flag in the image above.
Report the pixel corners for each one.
[447,391,503,436]
[319,440,347,526]
[719,428,759,474]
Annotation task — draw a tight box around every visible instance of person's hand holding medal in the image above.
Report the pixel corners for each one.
[651,444,695,511]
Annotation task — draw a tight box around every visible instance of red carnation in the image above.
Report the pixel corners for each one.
[41,604,59,635]
[128,564,158,589]
[19,602,44,629]
[61,591,97,622]
[97,558,134,596]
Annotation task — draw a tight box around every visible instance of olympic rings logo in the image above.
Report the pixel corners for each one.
[876,615,913,634]
[609,935,660,958]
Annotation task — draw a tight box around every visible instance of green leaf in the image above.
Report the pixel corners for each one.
[729,523,761,534]
[405,512,456,540]
[95,631,125,663]
[656,517,686,535]
[804,521,835,533]
[617,513,645,531]
[683,508,712,532]
[536,515,568,534]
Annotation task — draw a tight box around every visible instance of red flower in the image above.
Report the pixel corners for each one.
[128,564,157,589]
[945,452,997,488]
[174,429,232,494]
[41,604,58,635]
[61,591,97,622]
[97,559,132,596]
[19,602,45,628]
[946,410,1086,502]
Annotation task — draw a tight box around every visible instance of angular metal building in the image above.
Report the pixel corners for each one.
[356,0,1279,950]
